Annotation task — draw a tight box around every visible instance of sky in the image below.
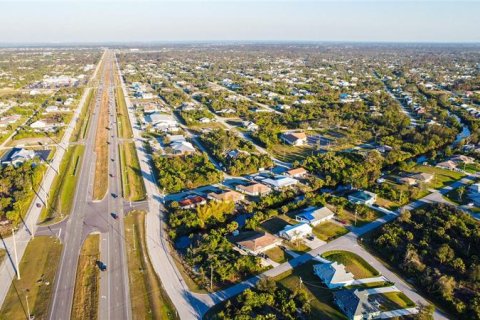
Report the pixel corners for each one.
[0,1,479,43]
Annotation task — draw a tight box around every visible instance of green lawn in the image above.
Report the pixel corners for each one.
[276,261,347,320]
[119,142,146,201]
[312,221,349,242]
[0,236,62,320]
[264,247,289,263]
[411,165,465,189]
[321,250,380,279]
[374,291,415,311]
[40,145,85,224]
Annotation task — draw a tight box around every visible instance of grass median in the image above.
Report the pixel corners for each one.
[115,82,133,139]
[119,142,146,201]
[71,234,100,320]
[124,211,178,320]
[93,80,110,200]
[40,145,84,224]
[0,236,62,320]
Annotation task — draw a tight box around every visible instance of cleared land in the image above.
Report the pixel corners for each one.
[40,145,84,224]
[312,221,349,242]
[321,250,380,279]
[119,142,146,201]
[0,249,4,264]
[93,68,111,200]
[71,234,100,320]
[124,211,178,320]
[0,236,62,320]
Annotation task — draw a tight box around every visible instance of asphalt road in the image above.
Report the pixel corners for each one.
[48,50,131,320]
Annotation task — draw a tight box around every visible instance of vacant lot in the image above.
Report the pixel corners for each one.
[71,234,100,320]
[269,143,315,163]
[93,80,110,200]
[119,142,146,201]
[124,211,178,320]
[40,145,84,224]
[313,221,349,242]
[264,247,289,263]
[0,237,62,320]
[321,250,380,279]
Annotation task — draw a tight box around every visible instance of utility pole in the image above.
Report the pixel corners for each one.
[133,227,136,251]
[354,208,357,227]
[299,276,303,289]
[30,220,34,240]
[210,265,213,291]
[25,294,31,320]
[12,229,20,280]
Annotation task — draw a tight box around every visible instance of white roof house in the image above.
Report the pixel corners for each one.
[1,148,36,166]
[170,141,195,155]
[278,223,312,241]
[295,206,335,226]
[145,113,177,127]
[313,262,355,288]
[262,176,298,190]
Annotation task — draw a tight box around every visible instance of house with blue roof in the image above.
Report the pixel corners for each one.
[348,190,377,205]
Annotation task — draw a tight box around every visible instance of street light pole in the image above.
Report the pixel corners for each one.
[25,294,31,320]
[12,229,20,280]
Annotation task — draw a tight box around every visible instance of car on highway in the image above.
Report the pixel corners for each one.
[111,212,118,219]
[97,260,107,271]
[111,193,118,198]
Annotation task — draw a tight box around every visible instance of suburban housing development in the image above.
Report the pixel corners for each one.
[0,10,479,320]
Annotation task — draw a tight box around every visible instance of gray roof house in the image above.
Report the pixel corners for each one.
[333,289,380,320]
[313,262,355,288]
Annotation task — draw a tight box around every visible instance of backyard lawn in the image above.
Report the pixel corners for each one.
[312,221,349,242]
[276,261,347,320]
[321,250,380,279]
[264,247,289,263]
[374,291,415,311]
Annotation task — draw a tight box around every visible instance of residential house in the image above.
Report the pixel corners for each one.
[281,132,307,146]
[295,206,334,226]
[278,223,312,241]
[436,160,458,171]
[262,175,298,190]
[285,167,308,178]
[313,261,355,288]
[178,195,206,209]
[236,182,272,196]
[170,141,196,155]
[1,147,50,167]
[348,190,377,205]
[451,154,475,164]
[409,172,434,184]
[207,190,245,203]
[235,232,282,255]
[333,289,381,320]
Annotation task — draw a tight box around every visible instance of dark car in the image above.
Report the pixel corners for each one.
[111,193,117,198]
[111,212,118,219]
[97,261,107,271]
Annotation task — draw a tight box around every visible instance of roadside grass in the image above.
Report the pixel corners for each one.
[321,250,380,279]
[410,165,465,189]
[124,211,178,320]
[71,88,95,142]
[71,234,100,320]
[93,82,110,200]
[40,145,85,224]
[268,143,315,163]
[0,249,5,265]
[275,260,347,320]
[0,236,62,320]
[465,162,480,174]
[312,221,349,242]
[264,247,289,263]
[170,252,209,294]
[119,142,146,201]
[335,207,383,227]
[374,291,415,311]
[115,84,133,139]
